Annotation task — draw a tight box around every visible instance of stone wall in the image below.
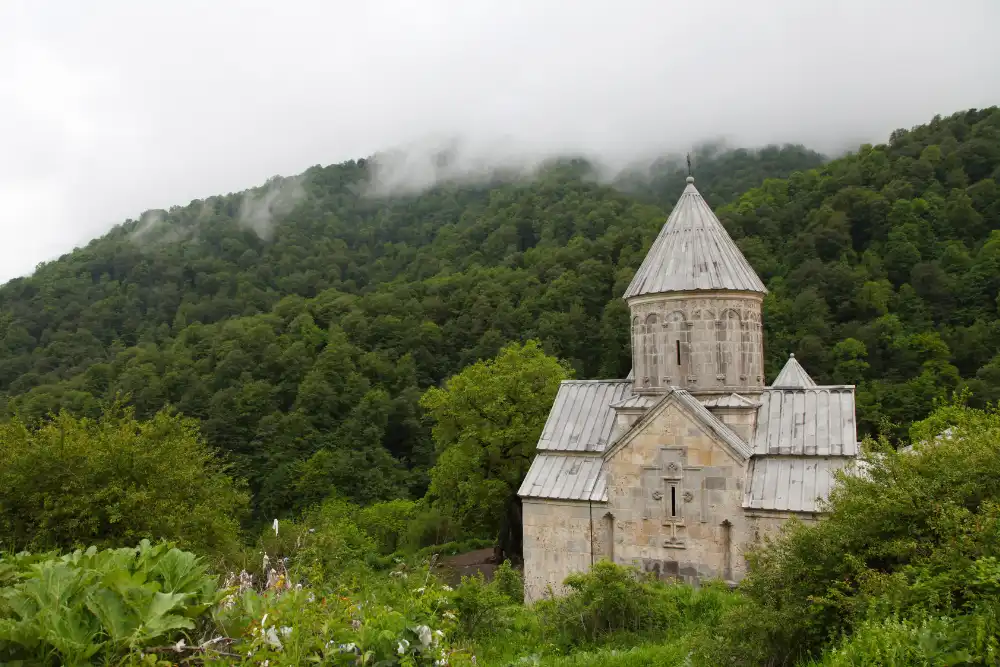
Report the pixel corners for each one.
[522,499,609,603]
[604,397,752,585]
[627,291,764,395]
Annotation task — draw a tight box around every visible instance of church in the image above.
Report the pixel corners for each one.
[517,176,859,603]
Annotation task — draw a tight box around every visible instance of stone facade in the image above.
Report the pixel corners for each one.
[603,397,749,585]
[628,291,764,395]
[522,499,611,601]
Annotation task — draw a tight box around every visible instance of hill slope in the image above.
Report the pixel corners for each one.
[3,106,1000,517]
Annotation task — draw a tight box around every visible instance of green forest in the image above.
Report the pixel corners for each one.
[1,107,1000,665]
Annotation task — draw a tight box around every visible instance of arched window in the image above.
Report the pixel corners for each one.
[644,313,659,387]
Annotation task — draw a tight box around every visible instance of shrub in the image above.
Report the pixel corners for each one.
[0,405,248,561]
[0,541,219,665]
[292,497,378,585]
[703,399,1000,666]
[494,559,524,603]
[357,498,419,555]
[452,572,512,638]
[536,562,668,647]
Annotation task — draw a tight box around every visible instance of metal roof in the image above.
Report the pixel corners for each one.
[536,380,633,453]
[743,455,853,512]
[623,178,767,299]
[610,393,660,410]
[518,454,607,501]
[772,354,817,387]
[752,388,858,456]
[699,393,760,409]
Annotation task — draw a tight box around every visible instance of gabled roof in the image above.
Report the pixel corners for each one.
[623,178,767,298]
[772,353,817,387]
[536,380,632,453]
[604,387,752,463]
[518,454,606,502]
[752,387,858,456]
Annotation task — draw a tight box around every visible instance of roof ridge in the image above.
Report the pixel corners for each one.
[604,387,752,463]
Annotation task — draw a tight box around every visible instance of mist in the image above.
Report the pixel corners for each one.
[2,0,999,282]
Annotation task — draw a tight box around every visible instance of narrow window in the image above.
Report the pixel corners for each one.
[670,486,677,517]
[675,339,681,366]
[722,520,733,581]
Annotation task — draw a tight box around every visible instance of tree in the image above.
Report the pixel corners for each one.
[420,340,571,557]
[0,403,248,560]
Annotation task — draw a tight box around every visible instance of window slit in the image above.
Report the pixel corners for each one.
[675,339,681,366]
[670,486,677,517]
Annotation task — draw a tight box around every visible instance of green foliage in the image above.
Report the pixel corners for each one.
[358,499,420,555]
[0,540,219,665]
[0,145,824,519]
[292,497,379,585]
[493,559,524,604]
[452,572,513,639]
[535,561,737,650]
[0,405,248,561]
[213,581,460,667]
[703,399,1000,666]
[422,340,571,538]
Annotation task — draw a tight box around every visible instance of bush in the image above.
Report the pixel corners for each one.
[0,541,219,665]
[452,572,512,638]
[0,405,248,562]
[357,498,419,555]
[703,399,1000,666]
[494,559,524,604]
[292,497,378,585]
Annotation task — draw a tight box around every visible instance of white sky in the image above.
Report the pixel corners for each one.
[2,0,999,283]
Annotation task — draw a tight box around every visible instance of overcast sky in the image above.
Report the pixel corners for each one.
[2,0,999,283]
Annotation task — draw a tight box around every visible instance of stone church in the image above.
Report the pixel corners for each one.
[518,176,859,602]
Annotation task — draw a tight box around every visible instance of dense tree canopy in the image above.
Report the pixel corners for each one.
[0,144,822,519]
[0,107,998,520]
[421,340,571,545]
[0,405,248,559]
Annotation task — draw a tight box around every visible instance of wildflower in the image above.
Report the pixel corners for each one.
[173,639,186,652]
[414,586,426,594]
[280,626,293,637]
[264,626,283,649]
[441,584,453,591]
[415,625,432,647]
[397,638,410,655]
[443,611,456,620]
[273,518,279,536]
[351,619,361,630]
[262,553,270,573]
[307,592,315,603]
[434,630,444,638]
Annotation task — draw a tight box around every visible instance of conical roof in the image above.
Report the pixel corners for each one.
[771,353,817,388]
[623,177,766,298]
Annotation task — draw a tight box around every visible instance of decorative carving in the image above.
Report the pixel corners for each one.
[683,491,694,502]
[652,490,663,500]
[666,462,680,472]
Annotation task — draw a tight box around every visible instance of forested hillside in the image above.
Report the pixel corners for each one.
[2,107,999,523]
[0,144,822,519]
